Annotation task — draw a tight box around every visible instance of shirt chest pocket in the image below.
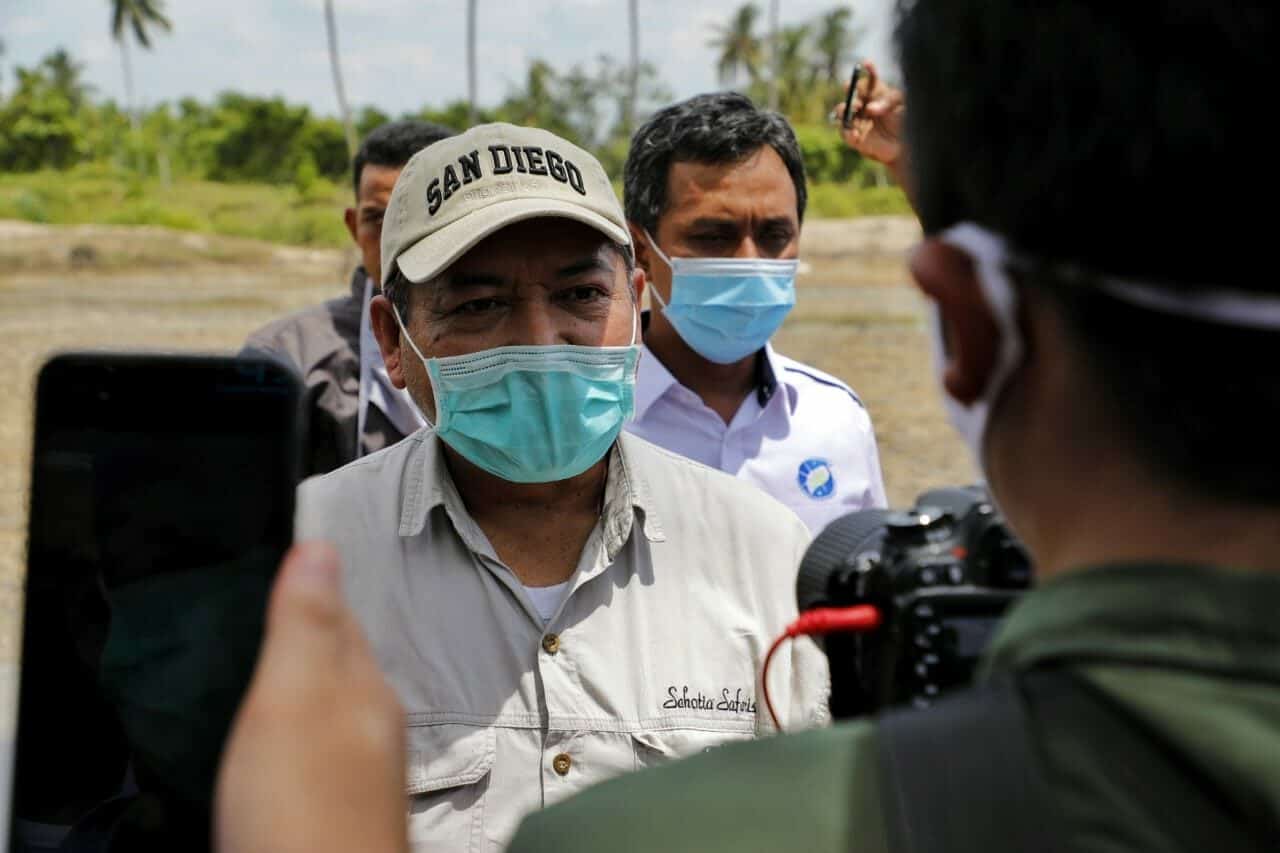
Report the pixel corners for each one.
[405,724,495,853]
[631,725,756,772]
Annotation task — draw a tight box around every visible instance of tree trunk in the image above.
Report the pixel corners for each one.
[627,0,639,135]
[119,37,141,173]
[767,0,780,111]
[467,0,478,125]
[324,0,357,159]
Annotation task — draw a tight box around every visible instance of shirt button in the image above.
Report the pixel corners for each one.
[541,633,561,655]
[552,753,572,776]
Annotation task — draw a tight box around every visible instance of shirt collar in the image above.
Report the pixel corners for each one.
[398,432,666,551]
[633,319,783,422]
[980,562,1280,683]
[350,265,369,303]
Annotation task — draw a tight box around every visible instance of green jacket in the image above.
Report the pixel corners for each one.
[508,563,1280,852]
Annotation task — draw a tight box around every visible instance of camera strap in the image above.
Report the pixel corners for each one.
[876,674,1066,853]
[875,667,1272,853]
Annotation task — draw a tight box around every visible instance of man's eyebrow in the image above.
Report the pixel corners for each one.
[555,257,615,278]
[758,216,797,230]
[686,218,740,231]
[444,271,507,288]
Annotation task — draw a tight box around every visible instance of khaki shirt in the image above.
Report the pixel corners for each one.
[295,430,829,852]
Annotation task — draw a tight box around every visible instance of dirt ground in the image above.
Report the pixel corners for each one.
[0,216,975,665]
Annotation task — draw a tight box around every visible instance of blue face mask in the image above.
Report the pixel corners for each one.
[395,308,640,483]
[645,230,799,364]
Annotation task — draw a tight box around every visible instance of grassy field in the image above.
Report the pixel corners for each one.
[0,166,912,251]
[0,166,353,249]
[0,215,974,667]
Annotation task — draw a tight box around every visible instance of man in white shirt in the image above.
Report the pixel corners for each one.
[243,120,452,475]
[295,123,828,852]
[623,93,887,531]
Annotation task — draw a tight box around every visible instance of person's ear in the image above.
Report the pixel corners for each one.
[343,207,358,244]
[631,267,646,310]
[909,238,999,405]
[628,222,653,281]
[368,295,406,389]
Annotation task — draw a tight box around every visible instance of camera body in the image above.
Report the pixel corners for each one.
[796,486,1032,719]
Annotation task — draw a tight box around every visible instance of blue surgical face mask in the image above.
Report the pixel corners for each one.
[394,307,640,483]
[644,230,798,364]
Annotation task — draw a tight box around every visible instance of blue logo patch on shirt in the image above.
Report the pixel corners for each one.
[797,458,836,500]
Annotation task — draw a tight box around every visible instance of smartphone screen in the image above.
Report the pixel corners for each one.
[8,354,303,853]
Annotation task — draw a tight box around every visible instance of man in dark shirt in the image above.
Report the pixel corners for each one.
[243,120,453,475]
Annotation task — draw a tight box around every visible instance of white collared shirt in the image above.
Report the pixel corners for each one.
[626,343,887,532]
[357,277,426,449]
[295,431,828,852]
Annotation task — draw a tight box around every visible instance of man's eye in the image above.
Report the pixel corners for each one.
[564,285,606,303]
[755,237,793,256]
[454,298,502,315]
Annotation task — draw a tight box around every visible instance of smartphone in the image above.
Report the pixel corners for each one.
[7,353,303,853]
[841,63,865,129]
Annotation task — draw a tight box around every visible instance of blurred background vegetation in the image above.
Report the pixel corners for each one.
[0,3,909,249]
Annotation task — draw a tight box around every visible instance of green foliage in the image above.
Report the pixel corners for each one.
[0,165,902,247]
[807,183,912,218]
[204,94,314,183]
[716,3,863,124]
[794,123,873,185]
[0,166,350,247]
[355,105,392,137]
[293,152,320,197]
[487,56,671,160]
[0,62,87,171]
[13,190,50,222]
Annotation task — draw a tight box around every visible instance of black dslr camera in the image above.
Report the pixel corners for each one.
[796,486,1032,719]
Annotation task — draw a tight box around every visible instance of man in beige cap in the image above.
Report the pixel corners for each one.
[294,123,827,851]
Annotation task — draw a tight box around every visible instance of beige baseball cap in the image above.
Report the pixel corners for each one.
[380,122,630,287]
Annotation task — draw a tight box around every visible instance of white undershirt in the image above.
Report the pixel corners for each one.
[521,580,570,624]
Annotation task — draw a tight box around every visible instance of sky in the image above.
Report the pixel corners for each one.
[0,0,897,117]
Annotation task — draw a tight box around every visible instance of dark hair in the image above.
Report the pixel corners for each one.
[896,0,1280,503]
[623,92,807,235]
[384,240,635,325]
[352,120,455,198]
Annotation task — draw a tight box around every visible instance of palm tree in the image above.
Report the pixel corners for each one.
[467,0,478,125]
[765,0,780,110]
[323,0,357,159]
[774,24,813,113]
[626,0,639,134]
[814,7,852,85]
[709,4,762,88]
[109,0,172,135]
